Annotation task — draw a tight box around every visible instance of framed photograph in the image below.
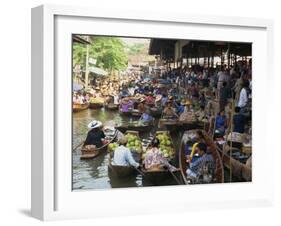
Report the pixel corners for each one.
[31,4,274,221]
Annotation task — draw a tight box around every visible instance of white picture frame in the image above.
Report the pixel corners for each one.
[31,4,274,221]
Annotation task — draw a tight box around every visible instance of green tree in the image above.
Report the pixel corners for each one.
[72,36,128,73]
[73,43,87,69]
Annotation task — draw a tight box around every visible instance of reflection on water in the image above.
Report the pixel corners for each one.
[72,108,183,190]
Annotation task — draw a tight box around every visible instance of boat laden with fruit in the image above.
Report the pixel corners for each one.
[73,103,89,112]
[108,131,143,178]
[88,97,104,109]
[216,133,252,182]
[80,127,117,159]
[178,130,224,184]
[141,131,184,185]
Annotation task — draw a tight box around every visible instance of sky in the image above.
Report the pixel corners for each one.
[121,37,150,45]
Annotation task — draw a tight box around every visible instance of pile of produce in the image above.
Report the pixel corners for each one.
[108,134,143,154]
[108,142,119,152]
[125,133,143,154]
[89,97,104,104]
[156,132,175,158]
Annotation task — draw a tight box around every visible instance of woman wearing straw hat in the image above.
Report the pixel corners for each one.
[179,100,196,122]
[137,98,147,114]
[84,120,105,148]
[163,101,179,119]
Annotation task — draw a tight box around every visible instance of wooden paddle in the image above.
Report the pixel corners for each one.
[73,141,84,151]
[166,167,182,185]
[134,165,146,177]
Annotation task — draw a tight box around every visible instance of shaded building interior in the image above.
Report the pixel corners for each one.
[149,39,252,68]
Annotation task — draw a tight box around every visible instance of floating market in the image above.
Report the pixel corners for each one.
[72,35,252,190]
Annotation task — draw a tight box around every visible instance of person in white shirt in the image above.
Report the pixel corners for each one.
[111,137,139,168]
[217,66,227,98]
[113,93,119,105]
[237,81,249,111]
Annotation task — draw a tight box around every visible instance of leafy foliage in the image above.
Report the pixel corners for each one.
[72,36,128,73]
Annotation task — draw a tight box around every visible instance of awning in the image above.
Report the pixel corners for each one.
[89,66,108,76]
[73,83,84,91]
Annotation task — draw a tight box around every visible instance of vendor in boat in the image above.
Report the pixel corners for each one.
[135,84,145,94]
[143,138,176,171]
[84,120,106,148]
[120,98,133,112]
[185,130,206,163]
[179,100,196,122]
[161,94,168,107]
[186,142,215,179]
[163,101,179,119]
[137,98,147,114]
[111,137,140,168]
[145,92,155,105]
[195,105,208,122]
[73,93,79,104]
[155,95,162,108]
[113,93,119,105]
[139,109,154,124]
[233,106,246,133]
[176,100,185,114]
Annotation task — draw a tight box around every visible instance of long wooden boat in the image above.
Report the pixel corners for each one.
[108,131,142,178]
[158,118,179,132]
[73,103,89,112]
[130,109,142,118]
[80,128,117,159]
[115,120,154,133]
[178,120,203,131]
[216,142,252,181]
[104,103,119,110]
[119,107,132,116]
[179,130,224,184]
[89,102,104,109]
[141,131,184,185]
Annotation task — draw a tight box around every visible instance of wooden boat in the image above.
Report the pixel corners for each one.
[141,131,184,185]
[80,128,117,159]
[216,141,252,181]
[115,120,154,133]
[73,103,89,112]
[89,102,104,109]
[119,107,132,116]
[179,130,224,184]
[178,120,202,130]
[104,103,119,110]
[108,131,142,178]
[130,109,142,117]
[141,168,183,186]
[150,107,162,118]
[158,118,179,132]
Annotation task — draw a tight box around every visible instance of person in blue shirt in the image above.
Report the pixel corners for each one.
[186,142,215,178]
[161,94,168,107]
[139,110,154,124]
[233,106,245,133]
[176,101,185,114]
[112,137,139,168]
[215,109,227,134]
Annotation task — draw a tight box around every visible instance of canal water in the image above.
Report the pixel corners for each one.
[72,108,184,190]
